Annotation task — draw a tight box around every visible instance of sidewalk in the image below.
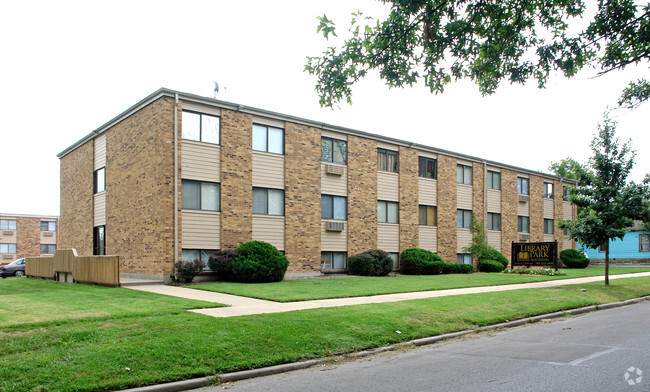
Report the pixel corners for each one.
[125,272,650,318]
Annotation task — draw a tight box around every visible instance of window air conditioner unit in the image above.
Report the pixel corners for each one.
[43,232,54,237]
[325,164,344,176]
[2,255,14,259]
[2,231,14,236]
[519,234,530,241]
[518,195,530,203]
[327,221,345,232]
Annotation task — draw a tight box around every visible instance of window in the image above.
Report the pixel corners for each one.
[418,157,437,179]
[457,209,472,229]
[544,219,554,235]
[487,213,501,231]
[457,164,472,185]
[518,216,530,233]
[389,252,399,269]
[321,195,347,220]
[40,221,56,231]
[543,182,554,198]
[182,180,220,211]
[419,205,437,226]
[253,124,284,154]
[378,200,399,223]
[377,148,399,173]
[487,171,501,190]
[182,249,214,270]
[517,177,529,195]
[93,226,105,255]
[639,234,649,252]
[40,244,56,254]
[0,219,17,230]
[598,243,608,253]
[321,137,347,164]
[457,254,472,265]
[253,188,284,215]
[182,111,220,144]
[563,227,570,236]
[321,252,347,270]
[94,167,105,193]
[563,186,570,201]
[0,243,16,254]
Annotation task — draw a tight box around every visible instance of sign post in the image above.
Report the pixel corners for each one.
[511,241,558,270]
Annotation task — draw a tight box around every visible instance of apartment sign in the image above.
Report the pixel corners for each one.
[511,241,558,269]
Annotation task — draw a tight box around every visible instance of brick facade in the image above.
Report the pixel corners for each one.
[399,146,419,252]
[554,179,566,250]
[529,175,544,242]
[500,169,518,261]
[347,135,377,256]
[60,141,94,255]
[16,217,40,258]
[437,155,457,263]
[472,162,485,226]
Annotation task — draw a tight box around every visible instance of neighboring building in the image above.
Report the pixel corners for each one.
[57,88,577,281]
[0,213,59,264]
[581,222,650,263]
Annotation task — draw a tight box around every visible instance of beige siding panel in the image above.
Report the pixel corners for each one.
[252,115,284,129]
[487,189,501,213]
[252,152,284,188]
[321,220,347,251]
[40,232,57,245]
[563,201,572,219]
[182,102,222,117]
[418,151,437,159]
[564,239,574,250]
[321,130,347,140]
[321,163,347,196]
[517,200,529,216]
[418,179,437,206]
[457,228,472,253]
[181,210,220,249]
[377,141,397,151]
[543,198,554,219]
[487,166,501,172]
[487,231,501,251]
[94,134,106,170]
[377,223,399,252]
[544,234,554,242]
[181,141,221,182]
[94,193,106,226]
[457,159,473,167]
[252,215,285,250]
[457,184,473,210]
[418,226,437,252]
[377,172,399,201]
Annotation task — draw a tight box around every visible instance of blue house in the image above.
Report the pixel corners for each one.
[580,223,650,263]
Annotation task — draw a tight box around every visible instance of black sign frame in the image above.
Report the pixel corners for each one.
[511,241,558,270]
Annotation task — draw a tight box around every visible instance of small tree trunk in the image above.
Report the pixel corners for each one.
[605,246,610,286]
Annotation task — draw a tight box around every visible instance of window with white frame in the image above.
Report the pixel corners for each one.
[457,164,472,185]
[418,157,437,179]
[321,195,347,220]
[487,171,501,190]
[544,219,554,235]
[457,254,472,264]
[0,243,16,254]
[0,219,17,230]
[457,209,472,228]
[377,148,398,173]
[518,216,530,233]
[321,251,347,270]
[321,137,347,164]
[517,177,529,195]
[94,167,105,194]
[487,212,501,231]
[40,244,56,254]
[419,205,437,226]
[182,111,220,144]
[543,182,554,198]
[253,124,284,154]
[182,249,215,270]
[253,188,284,215]
[378,200,399,223]
[40,221,56,231]
[639,234,649,252]
[563,186,570,201]
[182,180,220,211]
[563,227,570,236]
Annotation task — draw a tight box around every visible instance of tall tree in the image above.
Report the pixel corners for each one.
[560,116,650,285]
[305,1,650,108]
[548,157,586,180]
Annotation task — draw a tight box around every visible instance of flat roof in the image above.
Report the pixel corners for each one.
[58,87,577,184]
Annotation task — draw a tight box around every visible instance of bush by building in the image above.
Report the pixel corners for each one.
[400,248,445,275]
[208,250,238,281]
[442,263,474,274]
[171,259,206,283]
[560,249,590,268]
[348,249,393,276]
[232,241,289,283]
[477,259,505,272]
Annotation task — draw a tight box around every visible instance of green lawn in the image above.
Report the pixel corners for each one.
[188,267,650,302]
[1,276,650,391]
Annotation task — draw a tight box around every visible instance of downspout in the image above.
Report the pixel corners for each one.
[174,94,179,267]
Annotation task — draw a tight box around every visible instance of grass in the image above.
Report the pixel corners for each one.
[1,276,650,391]
[188,267,650,302]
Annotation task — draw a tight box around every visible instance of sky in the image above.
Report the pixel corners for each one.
[1,0,648,217]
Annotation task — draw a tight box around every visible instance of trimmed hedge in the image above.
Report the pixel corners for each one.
[442,263,474,274]
[232,241,289,283]
[484,248,509,269]
[208,250,238,281]
[172,259,206,283]
[560,249,590,268]
[400,248,445,275]
[348,249,393,276]
[478,259,505,272]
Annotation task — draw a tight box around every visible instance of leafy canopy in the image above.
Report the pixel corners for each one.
[548,157,587,181]
[306,1,650,108]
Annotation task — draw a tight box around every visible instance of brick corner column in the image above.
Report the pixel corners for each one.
[500,169,518,261]
[437,155,457,263]
[347,136,377,257]
[530,175,544,242]
[399,146,419,253]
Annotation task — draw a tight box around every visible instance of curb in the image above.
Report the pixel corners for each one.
[118,295,649,392]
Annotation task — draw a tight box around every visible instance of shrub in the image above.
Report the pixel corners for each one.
[477,259,505,272]
[484,248,509,269]
[560,249,590,268]
[232,241,289,283]
[348,249,393,276]
[442,263,474,274]
[172,259,206,283]
[400,248,445,275]
[504,266,567,276]
[208,250,238,281]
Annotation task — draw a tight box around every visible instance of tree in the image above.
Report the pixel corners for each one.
[305,1,650,108]
[548,157,586,181]
[559,116,650,285]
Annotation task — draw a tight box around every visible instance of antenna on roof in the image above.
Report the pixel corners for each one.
[213,81,220,98]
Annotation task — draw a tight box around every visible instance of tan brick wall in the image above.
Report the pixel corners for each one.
[220,109,253,249]
[472,162,485,224]
[284,122,321,272]
[554,180,566,250]
[106,97,176,276]
[500,169,518,261]
[437,155,457,262]
[60,141,94,255]
[529,175,544,242]
[16,217,41,258]
[399,146,419,253]
[347,135,377,256]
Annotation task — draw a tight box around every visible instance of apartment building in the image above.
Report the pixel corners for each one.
[0,213,58,264]
[58,88,576,281]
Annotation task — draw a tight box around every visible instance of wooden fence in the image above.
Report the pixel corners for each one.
[26,249,120,287]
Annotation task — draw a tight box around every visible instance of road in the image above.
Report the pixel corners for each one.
[195,301,650,392]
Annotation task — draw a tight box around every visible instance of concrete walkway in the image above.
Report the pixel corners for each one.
[125,272,650,318]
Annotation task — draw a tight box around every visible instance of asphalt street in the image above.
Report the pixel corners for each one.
[194,301,650,392]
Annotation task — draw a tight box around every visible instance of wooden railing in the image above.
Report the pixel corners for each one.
[25,249,120,287]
